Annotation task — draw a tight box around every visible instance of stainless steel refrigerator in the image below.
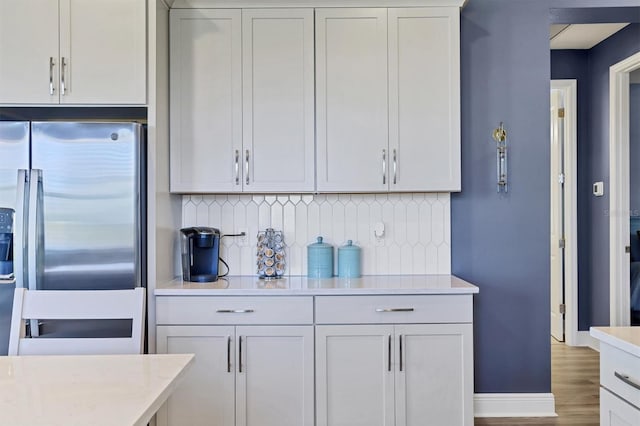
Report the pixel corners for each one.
[0,121,144,354]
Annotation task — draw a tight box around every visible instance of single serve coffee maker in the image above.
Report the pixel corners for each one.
[180,227,221,282]
[0,208,14,277]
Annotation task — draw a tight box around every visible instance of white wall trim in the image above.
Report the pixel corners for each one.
[551,79,578,346]
[609,51,640,327]
[474,393,556,418]
[575,331,600,352]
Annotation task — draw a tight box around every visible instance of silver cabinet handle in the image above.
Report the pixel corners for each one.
[399,334,404,372]
[227,336,231,372]
[388,334,392,372]
[49,57,55,95]
[216,309,254,313]
[375,308,414,312]
[61,57,67,95]
[382,149,387,185]
[615,371,640,391]
[234,150,240,185]
[393,149,397,184]
[245,150,250,185]
[238,335,243,373]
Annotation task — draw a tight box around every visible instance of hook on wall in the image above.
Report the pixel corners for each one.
[492,122,508,193]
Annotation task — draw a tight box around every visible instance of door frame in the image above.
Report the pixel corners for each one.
[609,51,640,326]
[550,80,578,345]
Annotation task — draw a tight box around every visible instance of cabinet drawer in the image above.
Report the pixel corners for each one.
[156,296,313,325]
[601,343,640,409]
[315,295,472,324]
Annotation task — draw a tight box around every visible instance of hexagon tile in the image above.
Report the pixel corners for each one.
[181,193,451,276]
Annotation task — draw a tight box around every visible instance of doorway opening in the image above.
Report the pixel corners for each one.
[550,80,578,345]
[609,51,640,327]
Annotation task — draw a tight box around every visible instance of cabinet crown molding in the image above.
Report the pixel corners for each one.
[170,0,467,8]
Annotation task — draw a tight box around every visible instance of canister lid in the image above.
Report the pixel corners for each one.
[339,240,360,252]
[308,236,332,249]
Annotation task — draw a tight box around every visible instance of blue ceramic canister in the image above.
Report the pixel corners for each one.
[307,236,334,278]
[337,240,361,278]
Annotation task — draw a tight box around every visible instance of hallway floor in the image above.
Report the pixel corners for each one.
[475,341,600,425]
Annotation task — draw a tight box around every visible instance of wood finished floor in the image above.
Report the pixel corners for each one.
[475,341,600,426]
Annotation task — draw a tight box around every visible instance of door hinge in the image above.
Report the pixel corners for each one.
[559,238,565,249]
[558,173,565,184]
[559,304,566,315]
[625,245,631,254]
[558,108,565,118]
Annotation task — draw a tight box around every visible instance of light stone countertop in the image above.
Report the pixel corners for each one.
[590,326,640,357]
[0,353,194,426]
[155,274,479,296]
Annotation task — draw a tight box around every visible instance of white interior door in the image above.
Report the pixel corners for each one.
[550,88,565,342]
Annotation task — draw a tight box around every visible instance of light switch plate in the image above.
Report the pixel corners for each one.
[593,181,604,197]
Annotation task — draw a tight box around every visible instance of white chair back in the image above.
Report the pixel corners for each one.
[8,287,145,356]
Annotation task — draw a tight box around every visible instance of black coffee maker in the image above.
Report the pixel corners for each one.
[0,208,14,277]
[180,227,221,282]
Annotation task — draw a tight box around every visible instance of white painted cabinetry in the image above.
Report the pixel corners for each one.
[598,341,640,426]
[0,0,146,105]
[156,296,315,426]
[315,296,474,426]
[316,7,460,192]
[315,8,389,192]
[169,8,314,193]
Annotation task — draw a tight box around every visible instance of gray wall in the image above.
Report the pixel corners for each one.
[453,0,640,394]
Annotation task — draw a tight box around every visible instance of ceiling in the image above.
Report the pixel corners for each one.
[550,23,630,49]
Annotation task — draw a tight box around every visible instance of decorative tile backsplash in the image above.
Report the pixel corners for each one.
[182,193,451,276]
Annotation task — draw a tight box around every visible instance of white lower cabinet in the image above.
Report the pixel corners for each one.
[316,323,473,426]
[157,325,314,426]
[600,388,640,426]
[156,292,474,426]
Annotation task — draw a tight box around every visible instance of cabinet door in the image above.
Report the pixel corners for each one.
[169,9,242,193]
[316,325,395,426]
[236,326,314,426]
[0,0,59,104]
[242,9,315,192]
[600,388,640,426]
[394,324,473,426]
[388,8,460,192]
[156,326,235,426]
[315,9,389,192]
[59,0,146,104]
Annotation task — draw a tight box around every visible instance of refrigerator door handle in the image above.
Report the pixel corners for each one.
[27,169,42,337]
[13,170,29,290]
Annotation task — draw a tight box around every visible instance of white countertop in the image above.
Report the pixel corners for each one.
[0,353,194,426]
[590,327,640,357]
[155,275,478,296]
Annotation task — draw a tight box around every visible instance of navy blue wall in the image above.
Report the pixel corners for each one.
[632,84,640,213]
[454,0,640,394]
[550,50,591,330]
[587,24,640,325]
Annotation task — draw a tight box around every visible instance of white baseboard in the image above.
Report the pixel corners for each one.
[474,393,557,418]
[575,331,600,352]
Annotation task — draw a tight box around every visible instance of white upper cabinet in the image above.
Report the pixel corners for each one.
[242,9,315,192]
[0,0,146,105]
[170,9,242,193]
[388,8,460,191]
[316,7,460,192]
[170,8,314,193]
[315,8,389,192]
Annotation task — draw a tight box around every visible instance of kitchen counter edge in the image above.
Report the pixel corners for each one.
[590,326,640,357]
[154,275,479,296]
